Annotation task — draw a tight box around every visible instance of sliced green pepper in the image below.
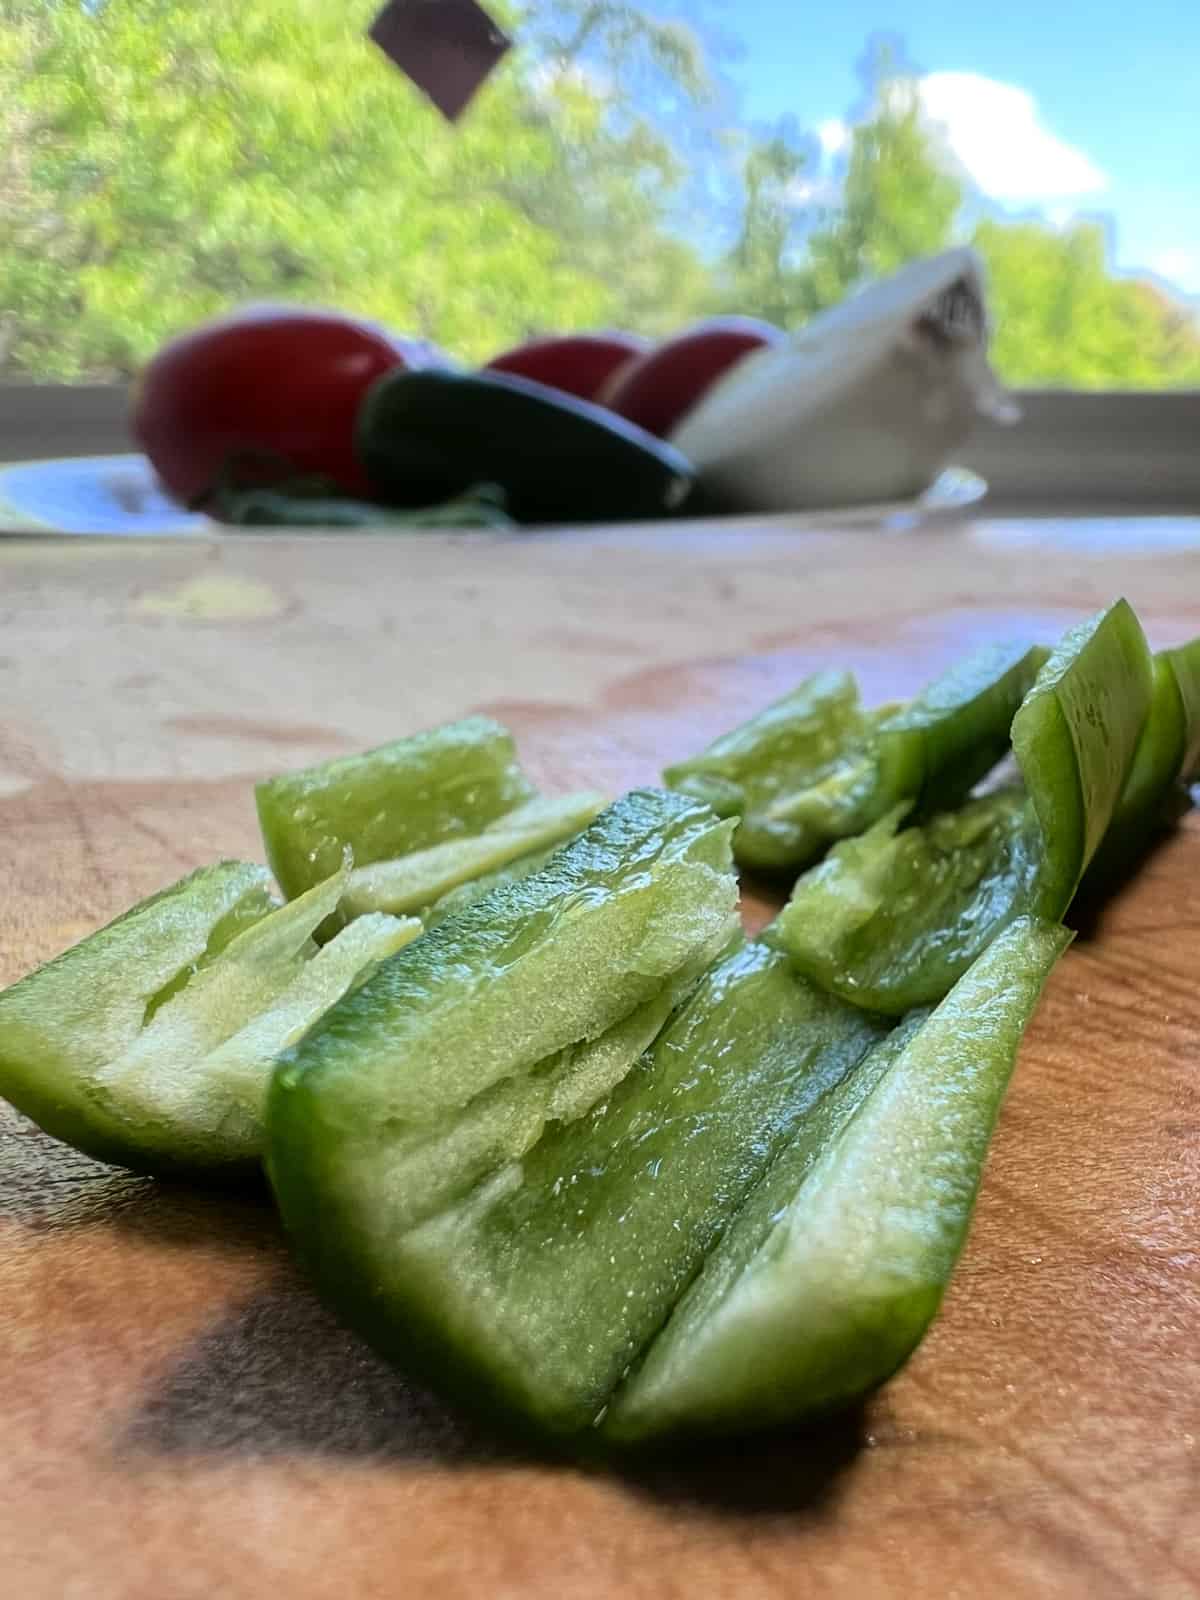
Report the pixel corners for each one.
[340,791,606,920]
[775,602,1152,1013]
[256,715,537,904]
[876,641,1049,813]
[0,860,417,1175]
[1080,637,1200,895]
[268,789,738,1130]
[663,670,867,871]
[267,919,885,1440]
[663,644,1044,874]
[770,792,1039,1013]
[605,916,1069,1443]
[422,839,565,929]
[1014,600,1154,916]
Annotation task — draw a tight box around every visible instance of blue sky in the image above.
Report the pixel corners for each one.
[709,0,1200,296]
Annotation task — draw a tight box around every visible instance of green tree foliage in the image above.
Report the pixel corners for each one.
[720,64,1200,390]
[0,0,710,378]
[718,131,808,328]
[974,219,1200,388]
[797,83,962,315]
[1,3,1196,388]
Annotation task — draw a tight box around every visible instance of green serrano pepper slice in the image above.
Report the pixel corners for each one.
[0,861,417,1175]
[422,840,565,928]
[775,601,1152,1013]
[663,644,1044,874]
[663,670,867,871]
[605,917,1069,1443]
[266,851,885,1440]
[255,715,537,905]
[1080,637,1200,895]
[341,791,606,920]
[768,792,1040,1013]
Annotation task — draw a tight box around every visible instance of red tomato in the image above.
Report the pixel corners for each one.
[483,331,649,401]
[601,317,784,438]
[130,305,444,504]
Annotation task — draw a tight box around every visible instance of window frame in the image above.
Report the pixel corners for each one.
[1,383,1198,512]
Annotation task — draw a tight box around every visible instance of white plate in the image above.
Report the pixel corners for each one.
[0,453,986,536]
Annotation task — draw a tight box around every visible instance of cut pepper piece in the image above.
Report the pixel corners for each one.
[268,790,738,1133]
[775,601,1151,1013]
[422,839,564,928]
[0,860,417,1175]
[316,952,714,1240]
[1080,637,1200,895]
[606,916,1069,1443]
[1014,600,1155,917]
[341,791,606,919]
[663,644,1044,874]
[875,641,1049,813]
[267,924,885,1440]
[770,792,1039,1013]
[255,715,537,904]
[663,670,866,871]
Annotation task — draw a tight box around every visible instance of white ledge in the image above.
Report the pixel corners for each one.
[2,383,1198,511]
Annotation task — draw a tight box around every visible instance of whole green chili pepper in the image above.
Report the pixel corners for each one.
[774,600,1152,1013]
[605,916,1070,1443]
[0,860,417,1175]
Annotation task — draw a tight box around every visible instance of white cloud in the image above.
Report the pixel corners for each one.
[816,118,849,157]
[1043,204,1078,230]
[915,72,1107,202]
[784,175,840,207]
[1148,247,1200,296]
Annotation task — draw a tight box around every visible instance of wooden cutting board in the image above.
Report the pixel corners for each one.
[1,516,1198,1600]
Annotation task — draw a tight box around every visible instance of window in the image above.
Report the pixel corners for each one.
[2,1,1197,389]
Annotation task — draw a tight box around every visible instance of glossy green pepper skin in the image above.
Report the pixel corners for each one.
[1014,600,1154,917]
[605,917,1069,1443]
[340,791,606,920]
[769,791,1040,1013]
[267,923,883,1441]
[664,644,1045,875]
[0,861,416,1175]
[775,602,1152,1014]
[664,670,870,872]
[877,641,1050,813]
[1080,637,1200,895]
[256,715,537,905]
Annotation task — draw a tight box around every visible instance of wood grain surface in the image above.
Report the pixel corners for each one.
[1,516,1198,1600]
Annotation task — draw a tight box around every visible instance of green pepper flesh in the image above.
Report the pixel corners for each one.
[268,933,884,1439]
[255,715,537,904]
[606,916,1069,1442]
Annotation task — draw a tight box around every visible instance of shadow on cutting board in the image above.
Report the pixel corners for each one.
[3,1119,866,1507]
[118,1268,867,1516]
[119,1273,526,1467]
[614,1409,867,1518]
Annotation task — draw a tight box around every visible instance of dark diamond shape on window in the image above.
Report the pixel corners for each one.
[369,0,511,122]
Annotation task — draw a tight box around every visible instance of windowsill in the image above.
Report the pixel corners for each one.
[961,389,1200,512]
[2,383,1198,513]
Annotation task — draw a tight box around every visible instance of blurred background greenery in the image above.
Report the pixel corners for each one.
[2,0,1198,387]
